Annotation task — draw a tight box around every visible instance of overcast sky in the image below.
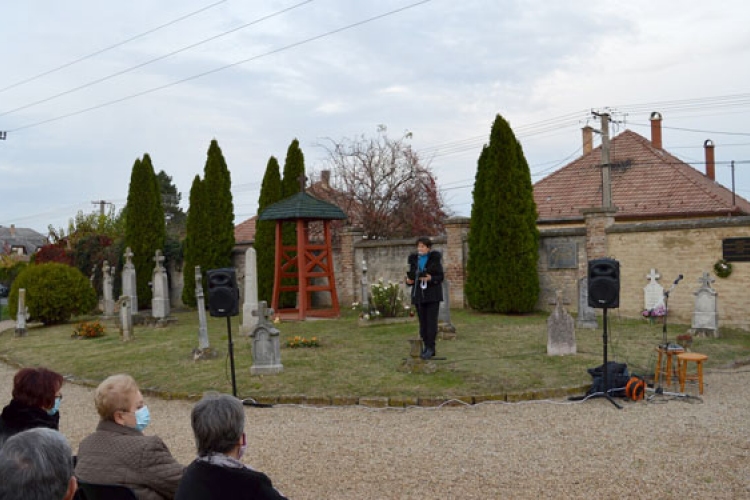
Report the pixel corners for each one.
[2,0,750,235]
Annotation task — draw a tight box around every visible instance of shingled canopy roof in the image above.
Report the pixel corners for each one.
[533,129,750,223]
[258,191,347,221]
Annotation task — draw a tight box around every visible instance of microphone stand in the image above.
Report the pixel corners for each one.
[652,274,682,397]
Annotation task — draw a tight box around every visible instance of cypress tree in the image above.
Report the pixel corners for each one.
[279,139,305,307]
[465,114,539,313]
[255,156,282,303]
[182,175,205,307]
[124,153,166,309]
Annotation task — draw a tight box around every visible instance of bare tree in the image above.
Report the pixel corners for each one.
[314,126,448,239]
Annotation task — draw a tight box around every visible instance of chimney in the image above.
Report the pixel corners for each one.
[582,126,594,155]
[650,111,663,149]
[704,139,715,181]
[9,224,15,237]
[321,170,331,189]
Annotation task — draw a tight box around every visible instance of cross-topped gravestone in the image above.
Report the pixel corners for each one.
[102,261,115,316]
[691,271,719,337]
[250,301,283,375]
[151,250,170,319]
[122,247,138,313]
[643,268,664,311]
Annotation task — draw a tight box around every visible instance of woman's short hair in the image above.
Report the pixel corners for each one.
[12,367,64,410]
[94,374,139,421]
[416,236,433,248]
[191,393,245,456]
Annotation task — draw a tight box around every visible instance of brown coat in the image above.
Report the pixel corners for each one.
[75,420,184,500]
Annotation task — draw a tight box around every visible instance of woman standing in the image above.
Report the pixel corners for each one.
[406,237,444,360]
[0,367,64,448]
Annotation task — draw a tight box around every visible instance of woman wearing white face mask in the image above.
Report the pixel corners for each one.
[75,374,184,500]
[176,393,287,500]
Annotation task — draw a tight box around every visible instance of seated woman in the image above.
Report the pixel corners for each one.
[176,393,287,500]
[0,367,64,448]
[75,374,183,500]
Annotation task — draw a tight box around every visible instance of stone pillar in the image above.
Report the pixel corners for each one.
[337,226,364,307]
[15,288,28,337]
[444,217,470,309]
[581,208,617,260]
[241,248,259,335]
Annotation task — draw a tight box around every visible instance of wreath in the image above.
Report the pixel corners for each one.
[714,259,732,278]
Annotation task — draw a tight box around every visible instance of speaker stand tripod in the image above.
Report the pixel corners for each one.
[587,308,622,409]
[650,274,683,400]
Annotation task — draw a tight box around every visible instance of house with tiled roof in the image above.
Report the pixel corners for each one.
[534,115,750,225]
[533,113,750,328]
[0,224,48,259]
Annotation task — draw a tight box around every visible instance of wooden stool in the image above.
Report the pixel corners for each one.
[677,352,708,394]
[654,346,683,388]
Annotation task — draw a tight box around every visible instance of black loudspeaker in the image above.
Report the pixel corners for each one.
[588,258,620,309]
[207,268,239,317]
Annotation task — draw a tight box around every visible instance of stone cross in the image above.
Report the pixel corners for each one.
[14,288,28,337]
[643,268,664,311]
[121,247,138,314]
[151,250,170,319]
[250,301,283,375]
[102,261,115,316]
[195,266,210,350]
[547,289,576,355]
[698,271,715,289]
[241,247,259,335]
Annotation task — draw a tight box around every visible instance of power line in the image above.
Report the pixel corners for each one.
[6,0,433,133]
[0,0,227,94]
[0,0,314,118]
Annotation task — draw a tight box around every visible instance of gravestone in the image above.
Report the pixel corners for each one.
[438,280,456,337]
[361,260,370,310]
[192,266,217,360]
[118,295,133,341]
[151,250,170,319]
[122,247,138,314]
[643,268,664,311]
[547,290,576,355]
[102,261,115,316]
[241,247,259,335]
[691,272,719,337]
[249,301,283,375]
[576,277,598,329]
[89,265,96,287]
[15,288,28,337]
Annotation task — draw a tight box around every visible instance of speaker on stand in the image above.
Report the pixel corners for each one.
[207,268,240,398]
[586,258,622,409]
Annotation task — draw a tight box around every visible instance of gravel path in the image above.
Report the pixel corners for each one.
[1,334,749,498]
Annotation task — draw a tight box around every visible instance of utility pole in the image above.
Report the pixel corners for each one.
[91,200,111,216]
[591,111,613,208]
[731,160,736,206]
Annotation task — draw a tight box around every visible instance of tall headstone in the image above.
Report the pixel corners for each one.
[151,250,170,319]
[643,268,664,311]
[250,301,283,375]
[438,280,456,336]
[118,295,133,341]
[361,260,370,310]
[547,290,576,355]
[241,247,259,335]
[195,266,210,350]
[576,277,598,329]
[122,247,138,314]
[691,272,719,337]
[102,261,115,316]
[14,288,28,337]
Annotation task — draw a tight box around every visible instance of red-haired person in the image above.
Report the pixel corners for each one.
[0,367,65,448]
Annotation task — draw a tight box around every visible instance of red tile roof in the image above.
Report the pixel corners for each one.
[234,215,257,243]
[533,129,750,222]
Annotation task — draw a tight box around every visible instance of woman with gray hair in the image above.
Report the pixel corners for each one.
[175,393,287,500]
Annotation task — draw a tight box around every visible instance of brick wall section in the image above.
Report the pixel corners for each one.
[444,217,470,308]
[607,218,750,327]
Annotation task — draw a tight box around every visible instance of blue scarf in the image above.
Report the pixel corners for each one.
[418,254,428,272]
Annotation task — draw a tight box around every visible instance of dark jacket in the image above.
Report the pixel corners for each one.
[0,399,60,448]
[75,419,183,500]
[175,460,287,500]
[407,250,444,305]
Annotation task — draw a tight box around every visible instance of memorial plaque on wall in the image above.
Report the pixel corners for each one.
[547,242,577,269]
[723,237,750,262]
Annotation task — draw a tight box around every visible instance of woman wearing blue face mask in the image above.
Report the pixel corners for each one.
[0,367,64,448]
[75,374,184,500]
